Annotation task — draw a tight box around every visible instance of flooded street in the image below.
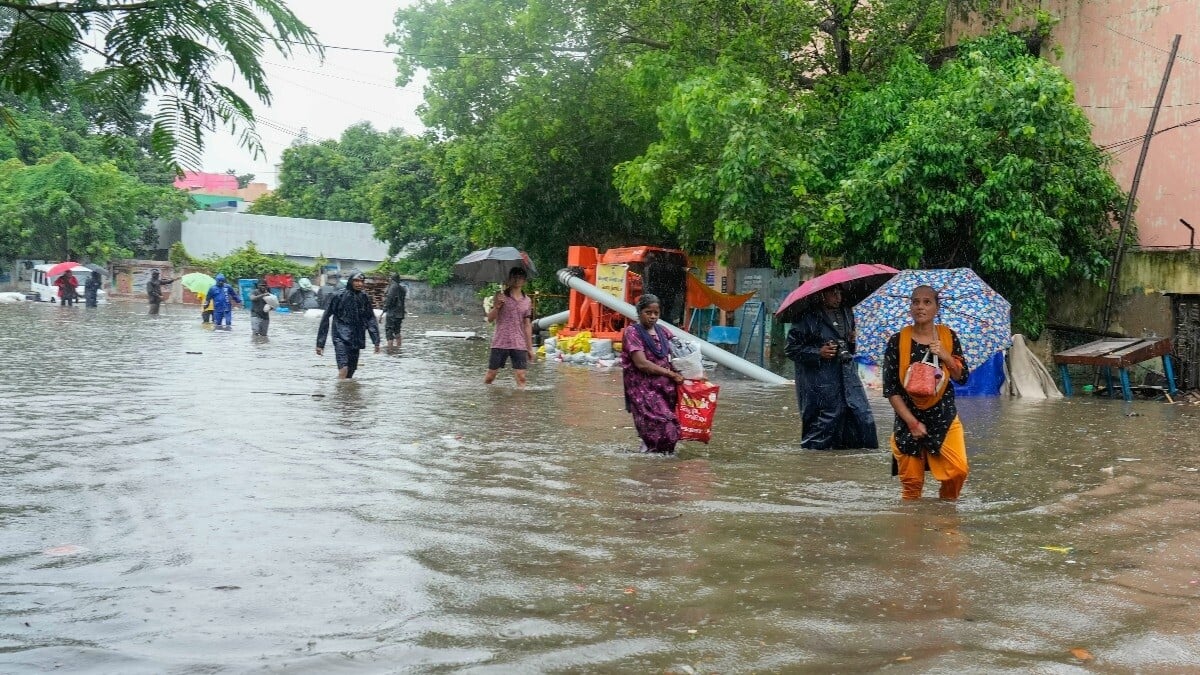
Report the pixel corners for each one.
[2,301,1199,673]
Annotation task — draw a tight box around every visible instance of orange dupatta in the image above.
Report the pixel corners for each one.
[897,325,957,411]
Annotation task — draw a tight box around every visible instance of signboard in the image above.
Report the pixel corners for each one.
[596,263,628,300]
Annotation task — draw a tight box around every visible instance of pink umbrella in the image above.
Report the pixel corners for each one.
[775,263,899,322]
[46,261,81,277]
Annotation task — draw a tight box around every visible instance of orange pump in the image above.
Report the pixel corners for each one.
[559,245,691,341]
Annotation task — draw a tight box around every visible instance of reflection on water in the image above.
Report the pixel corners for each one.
[1,301,1199,671]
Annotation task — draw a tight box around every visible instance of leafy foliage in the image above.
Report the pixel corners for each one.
[170,239,316,280]
[0,0,321,171]
[0,151,192,262]
[248,122,404,223]
[814,33,1125,336]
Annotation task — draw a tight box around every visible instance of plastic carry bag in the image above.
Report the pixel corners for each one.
[670,336,705,380]
[677,379,720,443]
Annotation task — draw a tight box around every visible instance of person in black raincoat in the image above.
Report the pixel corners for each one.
[288,277,320,311]
[784,285,879,450]
[146,268,174,315]
[316,271,380,379]
[382,273,407,348]
[84,271,102,307]
[317,275,340,310]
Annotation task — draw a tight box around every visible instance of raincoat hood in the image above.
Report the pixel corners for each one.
[215,273,226,283]
[150,269,160,278]
[298,278,313,290]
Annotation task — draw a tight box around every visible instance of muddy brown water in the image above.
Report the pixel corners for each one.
[1,301,1198,673]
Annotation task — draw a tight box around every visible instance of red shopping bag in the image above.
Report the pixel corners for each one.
[676,380,720,443]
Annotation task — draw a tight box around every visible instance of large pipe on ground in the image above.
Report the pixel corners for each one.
[555,268,790,386]
[534,310,570,331]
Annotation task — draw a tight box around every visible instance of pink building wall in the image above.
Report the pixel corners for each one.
[953,1,1200,249]
[173,171,240,193]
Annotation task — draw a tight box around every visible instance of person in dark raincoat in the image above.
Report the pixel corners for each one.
[317,275,340,310]
[249,280,273,336]
[205,273,241,327]
[316,271,380,379]
[288,277,320,311]
[84,270,102,307]
[383,273,407,348]
[146,268,174,315]
[785,285,879,450]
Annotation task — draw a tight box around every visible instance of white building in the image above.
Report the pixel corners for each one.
[158,211,390,273]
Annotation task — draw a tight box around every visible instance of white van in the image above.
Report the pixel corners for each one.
[30,263,108,304]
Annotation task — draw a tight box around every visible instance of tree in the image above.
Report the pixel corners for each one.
[0,151,193,262]
[226,169,256,188]
[813,33,1125,336]
[250,122,405,222]
[0,0,321,170]
[367,134,462,284]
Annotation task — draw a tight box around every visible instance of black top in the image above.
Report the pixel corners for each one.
[882,331,970,456]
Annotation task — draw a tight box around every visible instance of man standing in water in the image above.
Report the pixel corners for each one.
[84,270,102,308]
[249,280,273,337]
[785,284,878,450]
[316,271,381,379]
[146,268,175,315]
[383,272,407,348]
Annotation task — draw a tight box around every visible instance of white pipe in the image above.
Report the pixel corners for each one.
[555,268,790,386]
[534,310,570,331]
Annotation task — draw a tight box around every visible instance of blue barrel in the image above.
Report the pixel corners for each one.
[237,278,256,309]
[952,351,1005,396]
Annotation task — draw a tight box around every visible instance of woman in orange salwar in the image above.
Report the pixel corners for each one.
[883,286,970,500]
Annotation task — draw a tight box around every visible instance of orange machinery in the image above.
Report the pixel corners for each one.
[558,245,691,341]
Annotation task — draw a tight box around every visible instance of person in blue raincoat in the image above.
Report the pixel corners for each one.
[316,271,380,379]
[785,285,879,450]
[205,273,242,328]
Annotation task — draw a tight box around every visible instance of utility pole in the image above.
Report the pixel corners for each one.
[1101,34,1182,333]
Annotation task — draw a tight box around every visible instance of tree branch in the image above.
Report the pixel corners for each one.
[0,0,165,14]
[615,34,670,50]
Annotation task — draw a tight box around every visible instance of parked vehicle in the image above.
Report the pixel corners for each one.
[30,264,107,304]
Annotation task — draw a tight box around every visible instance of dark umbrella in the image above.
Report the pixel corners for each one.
[453,247,537,284]
[84,263,108,276]
[775,263,899,322]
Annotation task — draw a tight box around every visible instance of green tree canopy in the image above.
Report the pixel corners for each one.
[249,122,406,223]
[815,33,1125,336]
[0,151,192,262]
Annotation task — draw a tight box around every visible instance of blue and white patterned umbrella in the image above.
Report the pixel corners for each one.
[853,268,1011,368]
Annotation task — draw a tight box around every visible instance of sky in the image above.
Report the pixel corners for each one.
[197,0,427,187]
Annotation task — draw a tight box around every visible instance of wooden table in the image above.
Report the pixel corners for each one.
[1052,337,1176,402]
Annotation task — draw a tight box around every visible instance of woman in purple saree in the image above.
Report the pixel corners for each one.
[621,293,685,453]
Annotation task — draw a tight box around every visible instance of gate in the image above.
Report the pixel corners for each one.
[1173,295,1200,391]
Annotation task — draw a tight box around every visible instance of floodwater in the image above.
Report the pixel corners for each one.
[2,301,1199,673]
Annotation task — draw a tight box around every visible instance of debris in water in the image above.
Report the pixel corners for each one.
[1039,546,1074,554]
[896,654,913,662]
[1100,466,1114,476]
[185,351,202,354]
[1116,457,1141,462]
[212,585,241,591]
[42,545,87,557]
[1069,647,1094,661]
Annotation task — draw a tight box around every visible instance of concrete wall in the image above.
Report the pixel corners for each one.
[949,1,1200,249]
[176,211,389,266]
